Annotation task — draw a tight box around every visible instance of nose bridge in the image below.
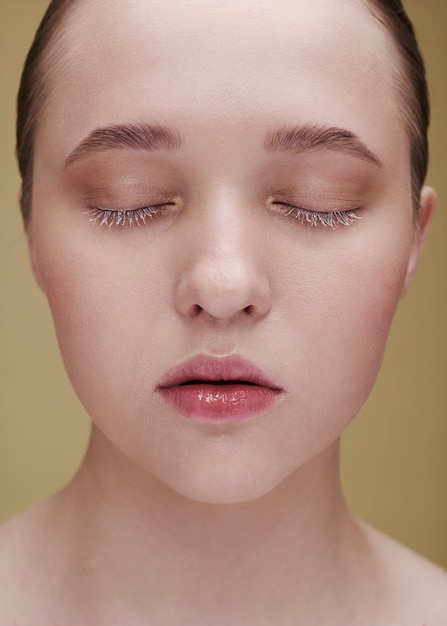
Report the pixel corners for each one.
[201,197,250,271]
[195,214,251,296]
[174,194,272,321]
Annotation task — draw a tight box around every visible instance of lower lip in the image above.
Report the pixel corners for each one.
[158,383,280,422]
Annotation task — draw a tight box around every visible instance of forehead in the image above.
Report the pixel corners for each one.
[38,0,403,162]
[55,0,393,92]
[65,0,386,53]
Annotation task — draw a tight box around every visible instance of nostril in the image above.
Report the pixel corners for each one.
[189,303,253,318]
[185,304,202,318]
[174,259,273,321]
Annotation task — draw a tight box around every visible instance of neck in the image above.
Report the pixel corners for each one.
[46,428,374,623]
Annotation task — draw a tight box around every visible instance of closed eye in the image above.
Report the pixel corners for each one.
[274,203,361,229]
[85,204,173,227]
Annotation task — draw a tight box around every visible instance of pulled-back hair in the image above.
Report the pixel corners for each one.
[16,0,77,224]
[366,0,430,215]
[16,0,430,223]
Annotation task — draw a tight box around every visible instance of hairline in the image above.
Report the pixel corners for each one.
[363,0,428,211]
[20,0,425,222]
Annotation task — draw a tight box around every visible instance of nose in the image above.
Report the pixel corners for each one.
[174,204,272,322]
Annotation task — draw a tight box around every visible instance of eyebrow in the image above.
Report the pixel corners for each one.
[64,122,182,167]
[264,124,383,167]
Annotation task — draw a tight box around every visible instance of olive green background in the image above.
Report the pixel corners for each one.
[1,1,446,567]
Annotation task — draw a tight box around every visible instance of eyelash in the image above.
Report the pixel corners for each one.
[85,203,361,230]
[86,205,168,227]
[276,203,361,229]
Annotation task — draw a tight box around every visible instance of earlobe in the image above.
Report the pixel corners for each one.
[22,196,45,293]
[17,187,23,213]
[19,186,44,292]
[402,186,437,295]
[26,227,45,292]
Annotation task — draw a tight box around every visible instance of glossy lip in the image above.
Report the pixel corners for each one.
[157,355,283,423]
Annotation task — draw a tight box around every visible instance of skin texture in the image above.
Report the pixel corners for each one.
[30,2,430,502]
[1,0,446,623]
[29,0,427,504]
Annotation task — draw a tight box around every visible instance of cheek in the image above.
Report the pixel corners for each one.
[36,220,412,428]
[279,227,412,435]
[33,234,171,423]
[30,211,415,504]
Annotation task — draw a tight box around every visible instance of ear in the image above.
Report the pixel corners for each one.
[20,187,45,292]
[402,186,437,295]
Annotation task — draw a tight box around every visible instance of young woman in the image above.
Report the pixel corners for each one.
[1,0,446,622]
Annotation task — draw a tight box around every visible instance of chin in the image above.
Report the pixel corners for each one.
[170,478,279,505]
[156,458,291,505]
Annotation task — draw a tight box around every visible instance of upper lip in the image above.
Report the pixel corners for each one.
[158,355,282,390]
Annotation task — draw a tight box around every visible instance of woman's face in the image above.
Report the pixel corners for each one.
[28,0,432,502]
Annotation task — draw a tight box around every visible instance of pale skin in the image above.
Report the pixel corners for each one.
[1,0,446,623]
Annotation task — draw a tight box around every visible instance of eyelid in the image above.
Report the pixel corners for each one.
[274,202,362,229]
[85,204,171,227]
[85,199,361,229]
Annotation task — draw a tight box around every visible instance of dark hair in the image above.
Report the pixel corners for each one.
[16,0,430,223]
[366,0,430,215]
[16,0,77,224]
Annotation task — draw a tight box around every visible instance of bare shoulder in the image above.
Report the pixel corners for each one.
[0,502,61,624]
[0,504,42,578]
[359,521,447,624]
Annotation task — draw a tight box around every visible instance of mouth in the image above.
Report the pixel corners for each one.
[157,355,283,422]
